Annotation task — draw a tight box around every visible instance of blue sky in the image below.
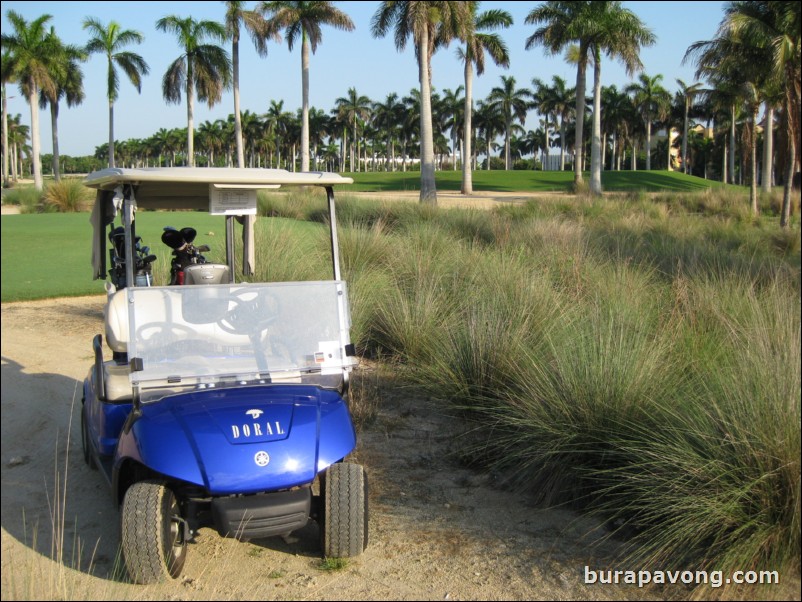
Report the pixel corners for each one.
[2,0,728,157]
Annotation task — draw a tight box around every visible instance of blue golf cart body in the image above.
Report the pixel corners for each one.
[80,167,367,584]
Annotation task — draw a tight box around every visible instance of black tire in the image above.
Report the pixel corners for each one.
[320,463,368,558]
[121,480,187,584]
[80,406,97,470]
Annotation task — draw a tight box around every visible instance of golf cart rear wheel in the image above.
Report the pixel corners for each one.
[121,480,187,584]
[320,463,368,558]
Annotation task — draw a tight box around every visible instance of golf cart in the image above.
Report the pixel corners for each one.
[81,167,366,584]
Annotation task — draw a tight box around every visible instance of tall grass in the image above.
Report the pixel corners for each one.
[43,179,94,212]
[1,179,93,214]
[2,185,45,213]
[319,189,800,598]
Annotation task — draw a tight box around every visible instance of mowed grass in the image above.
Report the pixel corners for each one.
[345,168,724,192]
[0,212,324,302]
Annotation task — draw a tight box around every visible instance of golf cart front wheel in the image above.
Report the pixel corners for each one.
[121,480,187,584]
[80,406,97,470]
[320,463,368,558]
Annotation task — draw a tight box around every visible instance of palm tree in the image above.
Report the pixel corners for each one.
[2,11,59,190]
[39,31,85,181]
[440,86,464,170]
[723,0,800,227]
[198,119,223,166]
[261,1,354,173]
[6,113,29,182]
[306,106,329,170]
[334,87,371,172]
[520,127,546,169]
[599,84,633,170]
[265,98,291,168]
[400,88,423,171]
[224,1,277,169]
[626,73,671,171]
[372,1,471,205]
[486,75,530,170]
[83,17,149,169]
[156,15,231,167]
[372,92,403,171]
[685,11,767,216]
[2,49,16,188]
[549,75,575,171]
[586,2,654,194]
[525,1,651,192]
[474,98,504,169]
[457,3,511,192]
[240,109,263,166]
[525,1,594,187]
[675,78,704,174]
[531,77,557,168]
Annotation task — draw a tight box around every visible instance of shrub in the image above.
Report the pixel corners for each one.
[43,179,93,212]
[3,185,43,213]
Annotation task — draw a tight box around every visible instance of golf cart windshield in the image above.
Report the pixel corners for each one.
[125,281,356,403]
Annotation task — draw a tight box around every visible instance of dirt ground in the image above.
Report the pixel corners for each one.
[0,292,683,601]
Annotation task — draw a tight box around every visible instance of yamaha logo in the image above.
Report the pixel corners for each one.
[254,451,270,467]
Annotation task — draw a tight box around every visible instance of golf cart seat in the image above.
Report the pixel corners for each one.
[183,263,230,285]
[99,285,253,401]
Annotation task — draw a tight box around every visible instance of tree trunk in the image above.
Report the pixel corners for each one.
[461,60,473,195]
[750,106,759,216]
[682,97,690,174]
[574,45,588,185]
[611,132,617,171]
[645,119,652,170]
[780,134,794,228]
[504,115,511,171]
[667,127,672,170]
[108,100,115,168]
[2,84,8,187]
[341,127,346,172]
[187,74,195,168]
[418,29,436,205]
[27,87,43,190]
[544,115,550,169]
[602,133,607,172]
[11,140,18,181]
[761,104,773,193]
[351,121,356,172]
[300,34,310,172]
[729,104,736,184]
[590,51,602,195]
[50,101,61,181]
[233,37,244,168]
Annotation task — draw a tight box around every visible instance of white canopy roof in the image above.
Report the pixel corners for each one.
[85,167,353,210]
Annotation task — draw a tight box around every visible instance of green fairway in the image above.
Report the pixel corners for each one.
[1,213,108,301]
[0,212,322,302]
[345,168,724,193]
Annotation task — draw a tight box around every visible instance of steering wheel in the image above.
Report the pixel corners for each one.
[217,289,280,336]
[135,322,199,349]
